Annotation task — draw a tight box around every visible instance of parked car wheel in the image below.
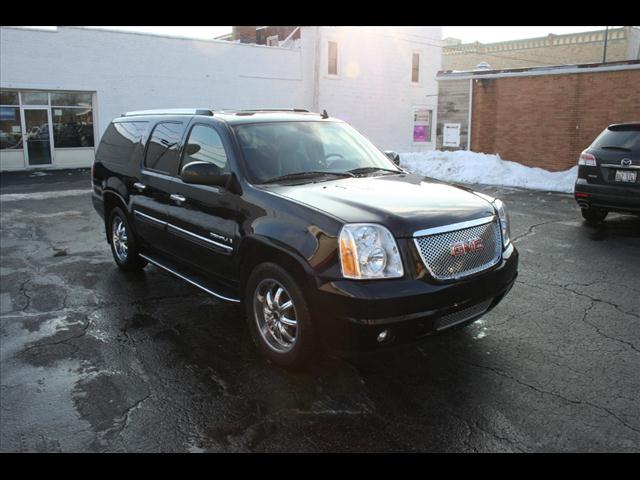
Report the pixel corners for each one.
[245,262,317,368]
[108,207,147,271]
[581,207,608,224]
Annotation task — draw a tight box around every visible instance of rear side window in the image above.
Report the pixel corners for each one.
[144,122,184,174]
[181,124,228,172]
[591,126,640,154]
[96,121,147,165]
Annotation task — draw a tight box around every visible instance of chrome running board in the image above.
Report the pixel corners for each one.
[139,253,240,303]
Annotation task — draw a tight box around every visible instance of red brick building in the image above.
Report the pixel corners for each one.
[436,61,640,171]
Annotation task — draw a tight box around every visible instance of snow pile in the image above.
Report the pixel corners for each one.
[399,150,577,193]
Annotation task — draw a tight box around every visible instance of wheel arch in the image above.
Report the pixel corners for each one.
[237,235,315,303]
[102,190,130,243]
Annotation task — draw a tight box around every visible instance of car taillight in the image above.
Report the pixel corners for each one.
[578,151,597,166]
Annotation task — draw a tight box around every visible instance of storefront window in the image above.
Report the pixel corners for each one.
[21,91,49,105]
[0,106,23,149]
[0,90,95,149]
[0,90,19,105]
[50,92,92,107]
[51,108,94,148]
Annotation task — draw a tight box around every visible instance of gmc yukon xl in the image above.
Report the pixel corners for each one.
[91,108,519,367]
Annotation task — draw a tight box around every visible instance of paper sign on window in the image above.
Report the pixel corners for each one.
[413,109,432,143]
[443,123,461,148]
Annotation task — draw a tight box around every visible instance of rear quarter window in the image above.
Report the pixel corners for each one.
[96,121,148,165]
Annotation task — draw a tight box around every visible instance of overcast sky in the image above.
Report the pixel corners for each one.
[90,26,618,44]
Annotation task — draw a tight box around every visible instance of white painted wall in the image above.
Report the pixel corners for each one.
[1,26,441,170]
[312,26,442,152]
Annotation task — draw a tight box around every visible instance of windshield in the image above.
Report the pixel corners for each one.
[233,121,402,184]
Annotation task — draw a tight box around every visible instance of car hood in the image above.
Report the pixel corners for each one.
[263,173,496,238]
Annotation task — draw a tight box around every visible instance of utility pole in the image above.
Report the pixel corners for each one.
[602,26,609,64]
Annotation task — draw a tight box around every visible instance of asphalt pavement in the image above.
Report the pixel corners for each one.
[1,169,638,452]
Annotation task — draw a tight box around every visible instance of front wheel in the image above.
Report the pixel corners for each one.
[245,263,317,368]
[581,207,608,225]
[108,207,147,271]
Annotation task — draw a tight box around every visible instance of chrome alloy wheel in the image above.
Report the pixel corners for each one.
[253,279,298,353]
[111,216,129,262]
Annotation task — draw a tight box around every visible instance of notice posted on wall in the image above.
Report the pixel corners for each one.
[443,123,461,148]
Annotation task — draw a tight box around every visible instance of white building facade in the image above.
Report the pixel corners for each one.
[0,26,441,171]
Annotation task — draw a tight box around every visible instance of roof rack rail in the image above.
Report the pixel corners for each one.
[218,108,310,115]
[122,108,214,117]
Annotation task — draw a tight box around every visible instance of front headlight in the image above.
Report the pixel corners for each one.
[493,199,510,247]
[339,224,404,279]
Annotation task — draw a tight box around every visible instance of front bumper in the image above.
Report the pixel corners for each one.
[309,243,519,351]
[574,178,640,214]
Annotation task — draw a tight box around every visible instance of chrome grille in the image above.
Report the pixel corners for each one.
[414,218,502,281]
[435,298,493,331]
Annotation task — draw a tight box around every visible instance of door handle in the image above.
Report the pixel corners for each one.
[170,194,186,204]
[133,182,146,192]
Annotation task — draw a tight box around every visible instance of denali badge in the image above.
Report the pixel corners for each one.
[450,238,484,257]
[209,232,232,244]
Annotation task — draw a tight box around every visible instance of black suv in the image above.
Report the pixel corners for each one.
[92,108,518,367]
[575,122,640,223]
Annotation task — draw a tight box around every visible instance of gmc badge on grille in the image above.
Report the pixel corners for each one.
[450,238,484,257]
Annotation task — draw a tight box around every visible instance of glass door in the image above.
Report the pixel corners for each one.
[23,108,53,165]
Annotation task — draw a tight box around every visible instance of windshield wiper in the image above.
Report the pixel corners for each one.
[347,166,402,176]
[600,145,632,151]
[262,171,354,184]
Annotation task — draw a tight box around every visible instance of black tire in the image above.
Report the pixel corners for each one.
[581,207,608,225]
[245,262,317,368]
[108,207,147,272]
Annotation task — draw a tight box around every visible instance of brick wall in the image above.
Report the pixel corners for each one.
[470,69,640,171]
[443,28,638,71]
[444,41,629,71]
[232,26,257,44]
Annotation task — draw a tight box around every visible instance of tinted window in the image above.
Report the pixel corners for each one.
[181,124,228,171]
[96,121,148,165]
[591,126,640,153]
[144,122,184,174]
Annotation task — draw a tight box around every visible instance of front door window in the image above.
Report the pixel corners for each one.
[24,109,52,165]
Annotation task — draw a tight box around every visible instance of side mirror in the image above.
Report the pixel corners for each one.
[185,143,201,156]
[181,161,230,187]
[384,150,401,166]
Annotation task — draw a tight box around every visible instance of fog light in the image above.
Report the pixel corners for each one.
[377,330,390,343]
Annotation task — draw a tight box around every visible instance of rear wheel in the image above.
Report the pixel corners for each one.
[245,262,317,368]
[108,207,147,271]
[581,207,608,225]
